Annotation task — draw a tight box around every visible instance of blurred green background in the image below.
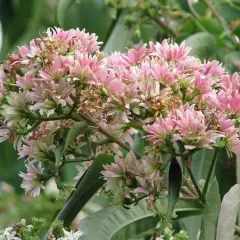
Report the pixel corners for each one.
[0,0,240,238]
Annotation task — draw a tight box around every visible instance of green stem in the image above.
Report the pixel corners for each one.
[28,114,66,121]
[186,165,205,204]
[64,157,93,163]
[19,120,41,135]
[202,149,219,196]
[84,132,93,156]
[40,116,67,121]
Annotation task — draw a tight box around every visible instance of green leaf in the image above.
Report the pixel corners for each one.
[191,149,214,182]
[53,154,114,226]
[103,12,132,53]
[140,24,158,43]
[180,215,202,240]
[216,184,240,240]
[132,134,145,155]
[0,0,46,59]
[237,156,240,225]
[55,140,65,169]
[215,149,236,199]
[179,149,213,239]
[185,32,216,60]
[55,122,88,168]
[175,199,203,219]
[158,157,182,233]
[56,0,75,27]
[198,18,223,35]
[218,3,240,22]
[181,149,226,240]
[64,122,88,151]
[199,178,221,240]
[0,141,23,191]
[63,0,113,43]
[80,198,202,240]
[224,51,240,73]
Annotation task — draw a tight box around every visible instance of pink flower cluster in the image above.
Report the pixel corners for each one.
[102,151,164,201]
[0,28,240,197]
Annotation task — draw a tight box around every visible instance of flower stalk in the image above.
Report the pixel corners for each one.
[202,148,219,197]
[186,164,205,204]
[71,112,143,159]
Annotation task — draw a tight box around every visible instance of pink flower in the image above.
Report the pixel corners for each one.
[194,73,214,94]
[47,27,74,41]
[0,69,6,101]
[31,79,74,110]
[102,150,137,178]
[121,44,148,66]
[100,74,125,98]
[172,105,222,149]
[16,72,34,90]
[101,151,138,197]
[150,40,191,61]
[106,52,125,68]
[201,60,224,77]
[217,113,240,155]
[39,55,68,81]
[215,89,240,116]
[46,27,101,53]
[144,118,175,145]
[220,73,240,92]
[19,143,33,159]
[68,53,104,84]
[18,45,30,59]
[129,62,158,97]
[19,163,45,197]
[152,62,178,86]
[73,28,102,53]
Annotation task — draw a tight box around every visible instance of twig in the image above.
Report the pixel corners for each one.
[154,17,179,38]
[20,120,41,135]
[84,132,93,156]
[202,148,219,196]
[28,114,66,121]
[205,0,224,25]
[180,196,198,200]
[187,0,200,19]
[186,165,205,204]
[71,112,143,159]
[183,175,198,196]
[205,0,238,46]
[181,186,197,198]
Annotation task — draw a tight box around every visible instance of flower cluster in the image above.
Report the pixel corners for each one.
[0,218,83,240]
[0,218,188,240]
[0,27,240,198]
[101,151,164,202]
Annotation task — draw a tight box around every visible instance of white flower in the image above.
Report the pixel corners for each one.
[74,161,93,180]
[1,92,29,127]
[19,162,45,197]
[0,128,8,143]
[58,229,84,240]
[0,227,21,240]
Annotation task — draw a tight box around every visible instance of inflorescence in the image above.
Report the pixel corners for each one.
[0,27,239,201]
